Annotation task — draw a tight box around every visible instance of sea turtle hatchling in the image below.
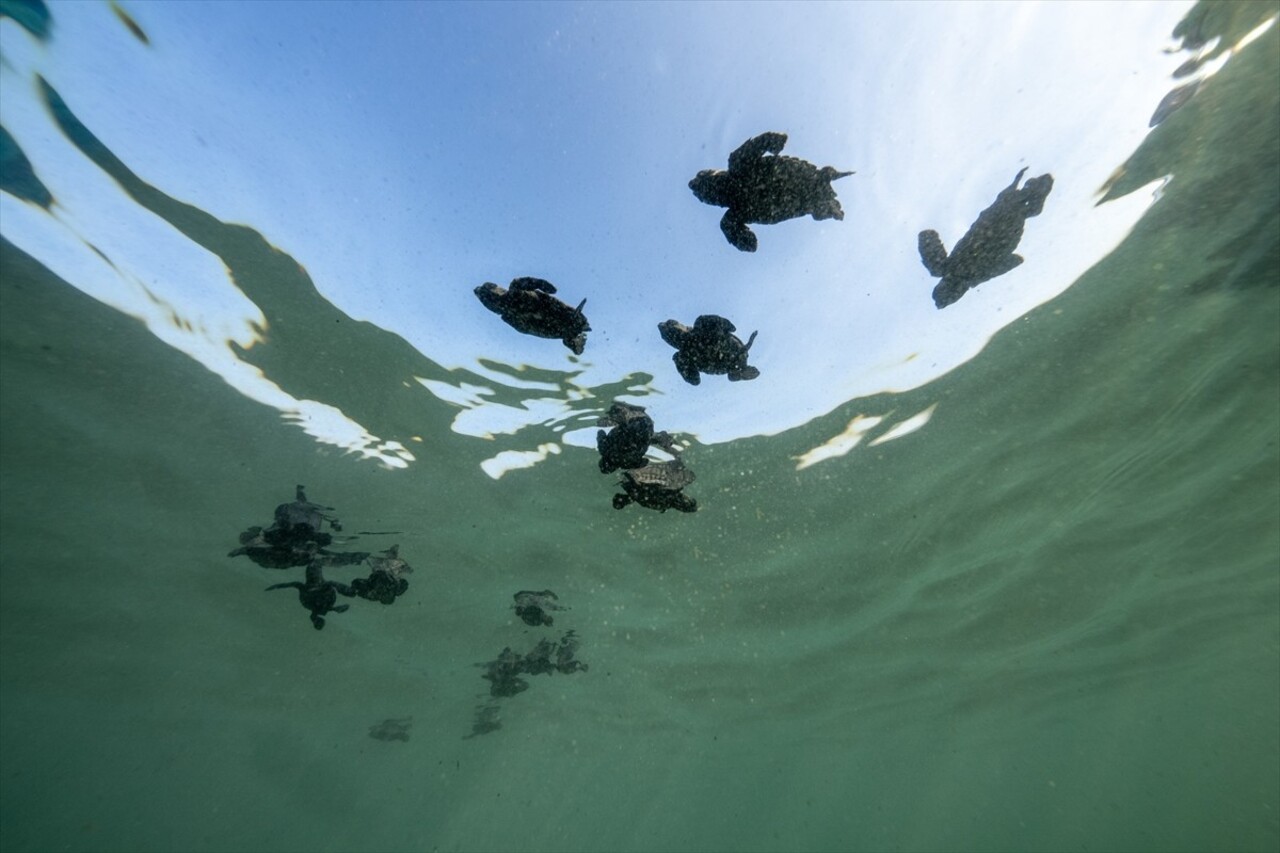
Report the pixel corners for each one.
[613,459,698,513]
[918,167,1054,308]
[596,401,680,473]
[658,315,759,386]
[689,131,854,252]
[474,277,590,354]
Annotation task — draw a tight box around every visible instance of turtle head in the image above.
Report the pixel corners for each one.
[689,170,730,206]
[1022,173,1054,217]
[474,283,506,314]
[658,319,689,349]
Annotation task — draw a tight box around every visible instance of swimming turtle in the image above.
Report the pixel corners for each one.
[918,167,1054,308]
[475,277,590,354]
[596,401,680,473]
[513,589,564,626]
[690,131,854,252]
[658,315,759,386]
[613,459,697,513]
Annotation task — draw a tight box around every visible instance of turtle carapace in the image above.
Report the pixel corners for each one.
[475,277,590,354]
[613,459,697,513]
[658,315,759,386]
[918,167,1054,308]
[690,131,853,251]
[596,402,680,473]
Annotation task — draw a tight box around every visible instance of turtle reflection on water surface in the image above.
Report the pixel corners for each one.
[596,401,680,473]
[265,553,355,630]
[513,589,564,626]
[613,459,697,513]
[349,545,413,605]
[228,485,360,569]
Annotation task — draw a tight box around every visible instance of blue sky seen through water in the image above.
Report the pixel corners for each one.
[0,1,1202,456]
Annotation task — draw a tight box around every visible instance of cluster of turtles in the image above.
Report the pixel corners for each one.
[228,485,413,629]
[468,590,588,738]
[476,131,1054,511]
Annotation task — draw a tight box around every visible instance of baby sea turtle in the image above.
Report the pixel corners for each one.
[613,459,697,513]
[596,401,680,473]
[658,315,759,386]
[349,545,413,605]
[265,552,355,630]
[690,131,853,252]
[918,167,1054,308]
[474,277,590,354]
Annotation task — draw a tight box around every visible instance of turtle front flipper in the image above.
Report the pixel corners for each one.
[510,277,556,293]
[918,230,949,277]
[611,493,632,510]
[990,253,1025,278]
[673,351,701,385]
[728,131,788,171]
[693,314,736,334]
[721,212,758,252]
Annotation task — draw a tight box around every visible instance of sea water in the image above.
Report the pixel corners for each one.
[0,2,1277,852]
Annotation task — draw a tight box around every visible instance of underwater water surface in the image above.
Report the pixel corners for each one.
[1,2,1278,852]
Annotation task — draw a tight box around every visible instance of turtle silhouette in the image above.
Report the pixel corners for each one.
[658,315,759,386]
[512,589,564,626]
[265,552,356,630]
[918,167,1054,308]
[229,485,362,569]
[349,545,413,605]
[596,402,680,473]
[690,131,853,251]
[475,277,590,354]
[613,459,697,513]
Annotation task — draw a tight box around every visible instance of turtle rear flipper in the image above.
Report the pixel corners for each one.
[721,212,758,252]
[673,351,702,385]
[918,230,950,277]
[612,493,632,510]
[932,278,967,309]
[728,366,760,382]
[510,277,556,294]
